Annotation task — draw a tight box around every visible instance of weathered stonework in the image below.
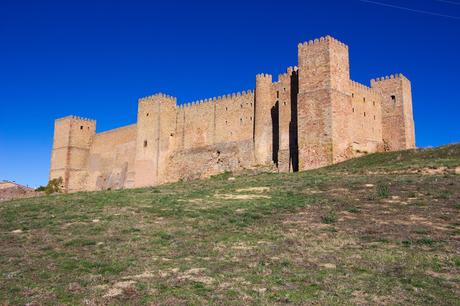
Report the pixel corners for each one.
[49,36,416,192]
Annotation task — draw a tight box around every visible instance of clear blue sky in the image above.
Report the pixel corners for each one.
[1,0,459,187]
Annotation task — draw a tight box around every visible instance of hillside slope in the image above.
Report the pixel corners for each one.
[1,144,459,305]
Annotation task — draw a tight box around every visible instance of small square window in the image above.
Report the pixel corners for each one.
[80,126,83,130]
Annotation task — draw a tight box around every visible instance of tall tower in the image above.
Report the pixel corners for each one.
[134,93,176,187]
[296,36,352,170]
[371,74,416,150]
[254,73,274,165]
[49,116,96,192]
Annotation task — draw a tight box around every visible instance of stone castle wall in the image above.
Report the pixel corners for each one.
[49,36,416,192]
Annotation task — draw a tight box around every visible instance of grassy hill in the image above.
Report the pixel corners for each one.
[1,144,459,305]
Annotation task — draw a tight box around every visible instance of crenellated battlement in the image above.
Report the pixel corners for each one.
[56,115,96,123]
[179,89,254,108]
[349,80,377,95]
[371,73,408,84]
[278,66,298,81]
[256,73,273,81]
[139,92,177,104]
[298,35,348,50]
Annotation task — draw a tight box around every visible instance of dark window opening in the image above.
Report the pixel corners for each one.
[283,101,287,106]
[391,95,396,103]
[240,118,243,124]
[352,107,354,113]
[225,107,228,111]
[146,113,149,117]
[276,91,279,98]
[373,101,375,106]
[144,140,148,147]
[80,126,83,130]
[240,104,243,108]
[374,115,376,120]
[364,112,366,117]
[363,97,366,102]
[352,93,354,98]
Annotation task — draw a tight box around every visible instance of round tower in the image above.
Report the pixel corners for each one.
[254,73,274,165]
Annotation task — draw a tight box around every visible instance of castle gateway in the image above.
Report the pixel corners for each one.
[49,36,415,192]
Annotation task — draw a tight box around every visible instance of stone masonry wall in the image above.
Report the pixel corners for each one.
[50,36,415,192]
[85,124,137,191]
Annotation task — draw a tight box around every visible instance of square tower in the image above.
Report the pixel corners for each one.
[49,116,96,192]
[296,36,353,170]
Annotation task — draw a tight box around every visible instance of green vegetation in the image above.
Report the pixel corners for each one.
[321,210,337,224]
[1,144,459,305]
[376,182,390,198]
[35,177,63,194]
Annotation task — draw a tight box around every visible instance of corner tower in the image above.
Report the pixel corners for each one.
[371,74,416,150]
[49,116,96,192]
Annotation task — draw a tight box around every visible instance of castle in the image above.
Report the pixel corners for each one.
[49,36,415,193]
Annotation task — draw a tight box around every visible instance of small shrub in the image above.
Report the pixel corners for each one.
[321,211,337,224]
[416,237,434,246]
[347,207,360,213]
[376,183,389,198]
[44,177,63,195]
[402,240,412,247]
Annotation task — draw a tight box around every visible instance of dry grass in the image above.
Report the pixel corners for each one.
[0,144,459,304]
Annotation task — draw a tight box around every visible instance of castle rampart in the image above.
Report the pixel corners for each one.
[49,36,416,192]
